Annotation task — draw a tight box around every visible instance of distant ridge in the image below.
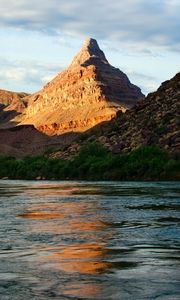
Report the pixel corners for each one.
[0,89,29,128]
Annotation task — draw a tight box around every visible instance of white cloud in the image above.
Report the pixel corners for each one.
[0,57,61,92]
[0,1,179,94]
[0,0,179,51]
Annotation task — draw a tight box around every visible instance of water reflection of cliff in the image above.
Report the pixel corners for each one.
[18,198,113,270]
[18,195,114,298]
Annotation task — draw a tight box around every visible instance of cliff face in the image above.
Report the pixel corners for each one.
[19,38,143,135]
[91,72,180,153]
[52,72,179,159]
[0,89,29,112]
[0,89,29,128]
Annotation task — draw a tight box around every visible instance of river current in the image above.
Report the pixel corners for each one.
[0,180,179,299]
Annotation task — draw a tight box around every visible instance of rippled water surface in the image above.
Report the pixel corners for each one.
[0,180,179,300]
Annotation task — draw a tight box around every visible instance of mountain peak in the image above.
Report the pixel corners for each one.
[70,37,108,67]
[83,38,99,50]
[17,38,144,136]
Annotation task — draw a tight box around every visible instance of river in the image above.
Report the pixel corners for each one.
[0,180,179,299]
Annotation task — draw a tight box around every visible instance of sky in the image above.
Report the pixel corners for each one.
[0,0,179,95]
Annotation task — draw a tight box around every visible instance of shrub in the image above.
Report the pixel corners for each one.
[0,144,179,180]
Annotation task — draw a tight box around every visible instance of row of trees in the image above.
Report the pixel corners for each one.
[0,143,179,180]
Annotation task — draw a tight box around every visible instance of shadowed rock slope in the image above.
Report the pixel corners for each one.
[0,125,78,158]
[52,72,180,159]
[92,72,180,153]
[18,38,143,135]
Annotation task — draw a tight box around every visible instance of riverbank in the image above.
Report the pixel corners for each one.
[0,143,179,181]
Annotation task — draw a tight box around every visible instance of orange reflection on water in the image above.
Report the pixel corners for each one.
[55,260,111,275]
[54,243,108,259]
[40,243,112,275]
[67,219,107,232]
[19,200,101,216]
[17,201,108,234]
[18,199,113,276]
[26,217,108,236]
[18,211,64,219]
[15,186,115,299]
[26,185,80,197]
[63,283,104,299]
[25,184,101,199]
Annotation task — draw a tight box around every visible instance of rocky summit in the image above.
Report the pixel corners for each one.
[18,38,144,135]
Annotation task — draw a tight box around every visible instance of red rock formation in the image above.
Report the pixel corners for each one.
[0,89,29,112]
[0,89,29,128]
[19,38,144,135]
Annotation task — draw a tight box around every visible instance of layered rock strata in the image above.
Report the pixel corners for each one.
[19,38,143,135]
[51,72,180,159]
[0,89,29,128]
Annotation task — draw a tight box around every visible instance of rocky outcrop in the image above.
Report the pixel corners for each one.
[53,72,180,157]
[94,72,180,153]
[0,89,29,128]
[0,89,29,112]
[19,38,143,135]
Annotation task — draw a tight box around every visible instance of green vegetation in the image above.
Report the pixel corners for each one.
[0,143,179,180]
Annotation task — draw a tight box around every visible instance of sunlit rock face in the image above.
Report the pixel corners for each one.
[0,89,29,112]
[0,89,29,128]
[19,38,144,135]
